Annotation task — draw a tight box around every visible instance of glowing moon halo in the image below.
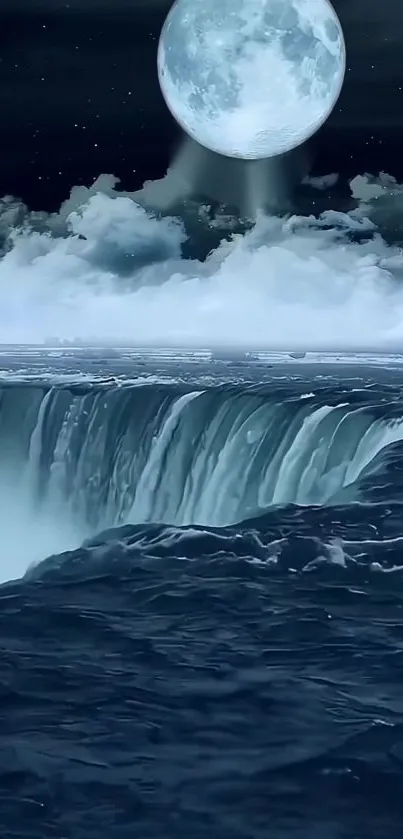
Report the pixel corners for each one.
[157,0,346,160]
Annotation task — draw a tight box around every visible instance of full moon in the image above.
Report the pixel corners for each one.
[157,0,346,159]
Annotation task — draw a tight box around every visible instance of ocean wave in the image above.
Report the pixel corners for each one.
[21,518,403,588]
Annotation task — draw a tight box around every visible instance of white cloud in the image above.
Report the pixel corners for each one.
[1,168,403,349]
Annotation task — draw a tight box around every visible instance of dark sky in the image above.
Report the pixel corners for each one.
[1,0,403,209]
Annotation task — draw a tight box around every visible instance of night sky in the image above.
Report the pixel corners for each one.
[1,0,403,209]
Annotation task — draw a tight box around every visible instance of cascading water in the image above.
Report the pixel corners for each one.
[2,381,403,567]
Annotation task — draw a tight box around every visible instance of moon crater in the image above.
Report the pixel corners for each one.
[158,0,346,159]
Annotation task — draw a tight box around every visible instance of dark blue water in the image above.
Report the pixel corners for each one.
[1,352,403,839]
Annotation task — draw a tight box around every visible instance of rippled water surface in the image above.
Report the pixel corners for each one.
[1,350,403,839]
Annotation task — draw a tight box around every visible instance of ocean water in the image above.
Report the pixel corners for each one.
[2,172,403,837]
[1,350,403,838]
